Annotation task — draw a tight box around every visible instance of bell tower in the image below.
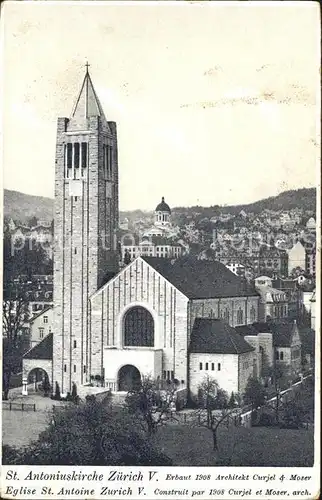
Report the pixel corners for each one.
[53,66,119,393]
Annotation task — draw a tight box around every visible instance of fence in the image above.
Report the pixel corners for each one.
[2,401,36,412]
[170,374,313,429]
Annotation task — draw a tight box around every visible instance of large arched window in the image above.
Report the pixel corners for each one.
[124,306,154,347]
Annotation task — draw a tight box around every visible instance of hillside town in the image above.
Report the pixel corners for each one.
[2,68,317,469]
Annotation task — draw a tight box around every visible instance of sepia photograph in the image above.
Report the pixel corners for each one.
[0,1,320,498]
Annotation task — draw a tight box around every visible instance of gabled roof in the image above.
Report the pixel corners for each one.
[141,256,258,299]
[189,318,254,354]
[29,304,53,323]
[271,322,298,348]
[256,320,299,348]
[23,332,53,360]
[236,321,301,348]
[235,324,259,337]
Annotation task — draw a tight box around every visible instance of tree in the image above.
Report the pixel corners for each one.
[2,397,172,465]
[125,376,178,436]
[243,377,267,424]
[228,392,241,408]
[281,394,306,429]
[2,285,29,400]
[71,382,79,403]
[53,381,61,400]
[264,364,292,425]
[3,228,16,283]
[193,375,240,453]
[42,374,51,397]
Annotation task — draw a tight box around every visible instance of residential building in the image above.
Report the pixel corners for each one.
[306,217,316,231]
[255,276,288,321]
[288,241,306,276]
[29,306,53,347]
[272,277,303,320]
[121,239,183,262]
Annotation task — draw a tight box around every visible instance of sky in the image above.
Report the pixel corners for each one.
[1,1,320,211]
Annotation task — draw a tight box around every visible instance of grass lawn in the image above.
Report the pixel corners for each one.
[2,409,50,448]
[154,424,314,467]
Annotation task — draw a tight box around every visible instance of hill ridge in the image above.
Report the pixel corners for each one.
[3,187,316,224]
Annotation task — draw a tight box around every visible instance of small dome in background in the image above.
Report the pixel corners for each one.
[155,197,171,214]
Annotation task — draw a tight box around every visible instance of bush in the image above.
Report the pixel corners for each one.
[2,445,23,465]
[2,399,173,466]
[71,382,77,401]
[54,381,61,401]
[256,412,276,427]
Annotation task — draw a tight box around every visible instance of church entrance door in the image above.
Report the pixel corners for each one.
[118,365,141,392]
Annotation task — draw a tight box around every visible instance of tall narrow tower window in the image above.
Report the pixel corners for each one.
[74,143,80,179]
[66,143,73,178]
[103,145,108,178]
[81,142,87,169]
[108,146,112,178]
[103,144,112,180]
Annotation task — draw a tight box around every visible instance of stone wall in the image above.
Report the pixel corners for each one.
[103,348,163,388]
[189,295,259,338]
[238,350,255,394]
[53,114,119,394]
[243,336,260,378]
[189,352,239,396]
[258,332,274,367]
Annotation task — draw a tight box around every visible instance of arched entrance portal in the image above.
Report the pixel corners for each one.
[118,365,141,392]
[27,368,51,395]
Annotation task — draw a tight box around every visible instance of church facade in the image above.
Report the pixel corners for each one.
[23,69,268,400]
[89,256,260,397]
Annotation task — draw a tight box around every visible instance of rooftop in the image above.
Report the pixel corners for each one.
[142,256,258,299]
[23,332,53,360]
[68,66,109,132]
[236,320,301,348]
[190,318,254,354]
[155,197,171,214]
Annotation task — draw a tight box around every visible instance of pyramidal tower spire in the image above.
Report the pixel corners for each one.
[68,63,108,131]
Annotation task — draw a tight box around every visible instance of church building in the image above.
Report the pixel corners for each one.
[23,69,267,401]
